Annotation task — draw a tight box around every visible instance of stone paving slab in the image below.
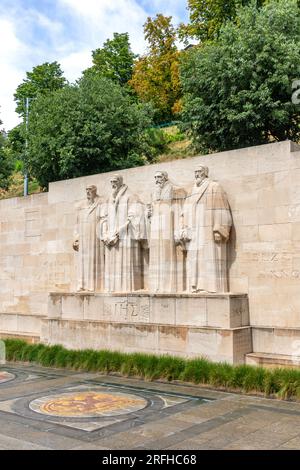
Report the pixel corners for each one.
[0,434,51,450]
[0,363,300,450]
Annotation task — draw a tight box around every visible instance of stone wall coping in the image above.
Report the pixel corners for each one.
[48,291,248,299]
[43,317,251,332]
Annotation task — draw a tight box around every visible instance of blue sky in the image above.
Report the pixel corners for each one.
[0,0,189,130]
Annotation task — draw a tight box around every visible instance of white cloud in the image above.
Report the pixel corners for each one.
[0,8,66,129]
[0,0,188,130]
[58,0,147,54]
[55,0,149,83]
[141,0,188,23]
[30,10,64,37]
[59,0,144,20]
[60,49,93,82]
[0,18,26,129]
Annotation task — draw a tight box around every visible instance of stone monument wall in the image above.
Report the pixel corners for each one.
[1,140,300,362]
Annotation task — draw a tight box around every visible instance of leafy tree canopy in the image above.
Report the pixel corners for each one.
[14,61,67,116]
[179,0,265,42]
[180,0,300,153]
[85,33,137,86]
[6,124,25,168]
[144,12,178,54]
[130,14,181,122]
[0,130,13,190]
[27,75,155,188]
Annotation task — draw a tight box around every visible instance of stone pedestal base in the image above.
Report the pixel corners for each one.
[41,318,252,364]
[48,292,250,329]
[246,352,300,369]
[41,292,252,364]
[0,312,43,343]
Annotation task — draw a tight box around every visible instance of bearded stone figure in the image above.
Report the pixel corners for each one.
[100,174,147,292]
[180,166,232,293]
[73,184,104,292]
[147,171,186,293]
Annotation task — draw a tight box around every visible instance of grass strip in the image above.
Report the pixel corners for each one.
[3,339,300,400]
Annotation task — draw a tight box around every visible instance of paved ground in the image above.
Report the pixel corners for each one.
[0,363,300,450]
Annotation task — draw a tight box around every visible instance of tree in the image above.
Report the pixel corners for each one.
[26,75,155,188]
[14,62,66,116]
[85,33,136,86]
[180,0,300,153]
[130,14,181,122]
[5,124,26,171]
[0,130,13,190]
[179,0,265,42]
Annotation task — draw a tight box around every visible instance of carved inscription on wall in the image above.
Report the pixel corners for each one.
[259,270,300,279]
[103,297,150,323]
[241,252,293,262]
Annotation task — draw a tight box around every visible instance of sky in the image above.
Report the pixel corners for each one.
[0,0,189,131]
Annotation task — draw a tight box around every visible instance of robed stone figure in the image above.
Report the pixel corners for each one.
[147,171,186,293]
[181,166,232,293]
[101,174,147,292]
[73,184,104,292]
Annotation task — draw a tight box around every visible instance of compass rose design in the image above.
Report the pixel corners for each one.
[30,390,147,417]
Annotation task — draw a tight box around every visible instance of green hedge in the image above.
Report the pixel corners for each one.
[3,339,300,400]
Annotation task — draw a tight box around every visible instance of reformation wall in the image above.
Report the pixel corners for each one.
[1,140,300,366]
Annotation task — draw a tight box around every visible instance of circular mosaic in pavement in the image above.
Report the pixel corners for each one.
[29,390,148,418]
[0,371,15,384]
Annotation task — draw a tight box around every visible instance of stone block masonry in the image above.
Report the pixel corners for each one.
[1,140,300,365]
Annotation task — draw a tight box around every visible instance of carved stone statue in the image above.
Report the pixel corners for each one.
[180,166,232,293]
[101,174,147,292]
[73,184,104,292]
[147,170,186,293]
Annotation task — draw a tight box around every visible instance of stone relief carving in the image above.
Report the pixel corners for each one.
[147,171,186,293]
[73,168,232,293]
[73,184,104,292]
[100,174,147,293]
[180,165,232,293]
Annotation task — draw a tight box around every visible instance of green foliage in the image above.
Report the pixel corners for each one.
[179,0,265,42]
[14,61,67,116]
[144,127,168,161]
[163,127,186,144]
[26,75,155,188]
[180,0,300,153]
[130,14,181,122]
[0,131,13,190]
[6,124,25,164]
[85,33,137,86]
[0,171,42,200]
[180,358,211,383]
[140,126,187,163]
[5,339,300,400]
